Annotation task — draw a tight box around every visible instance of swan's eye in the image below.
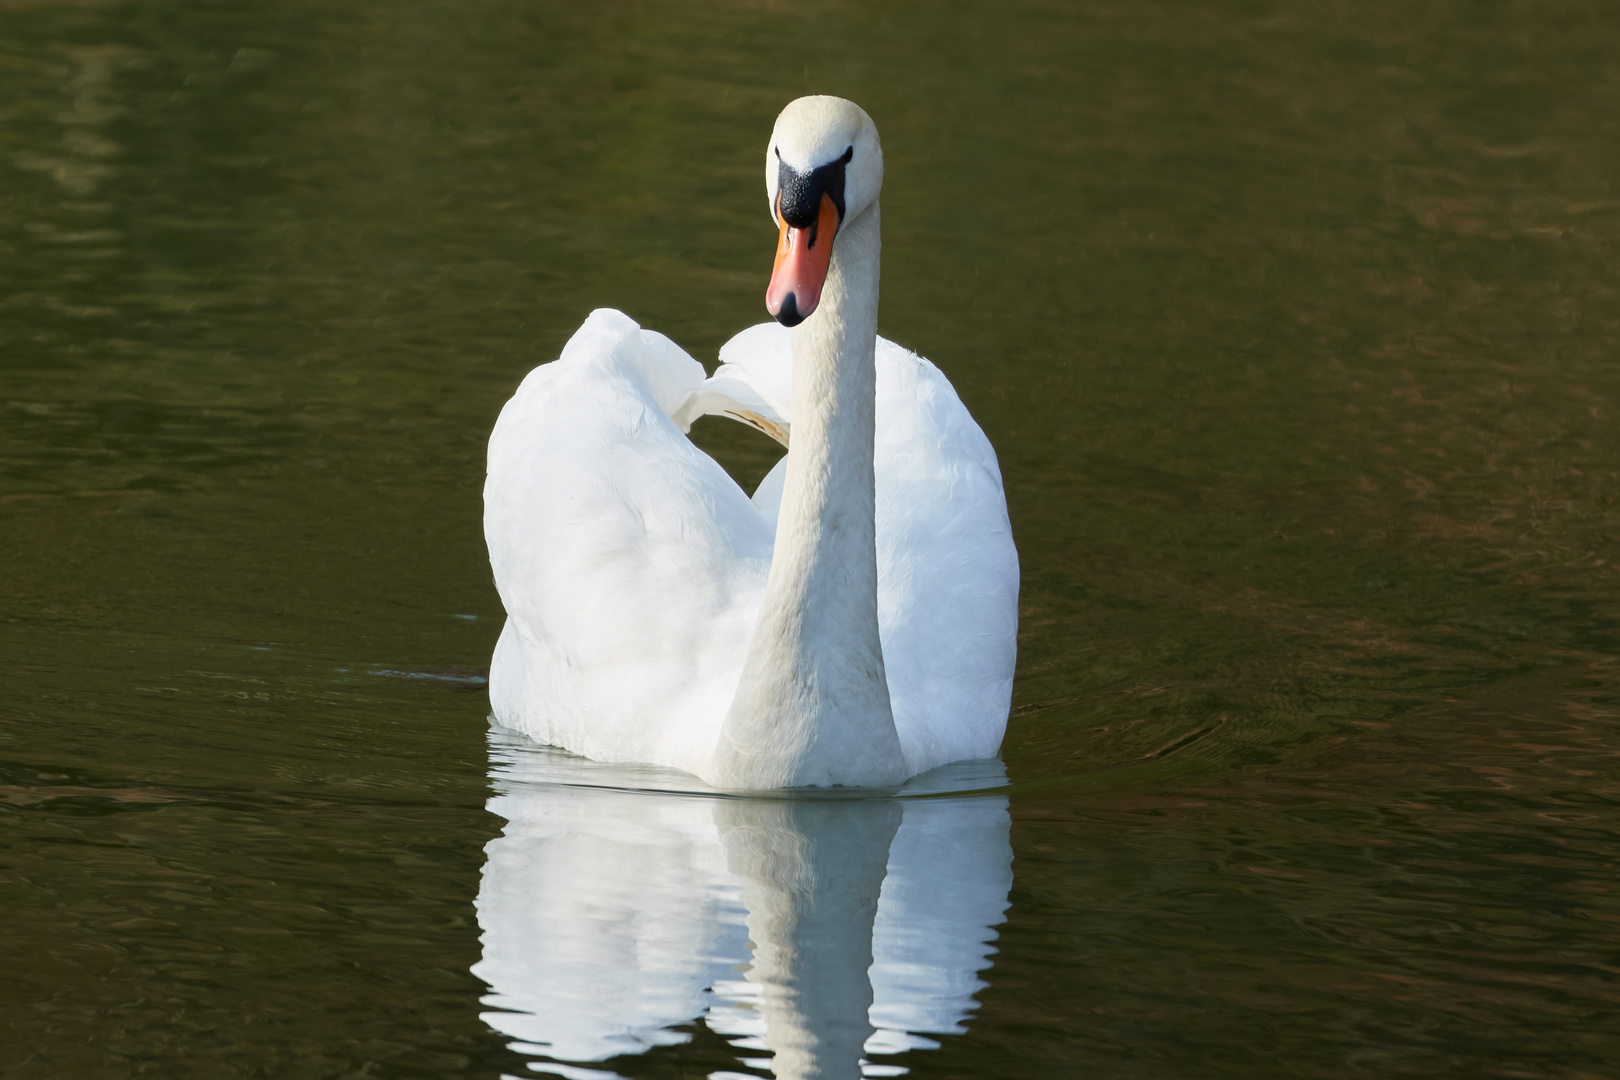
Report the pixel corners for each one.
[841,146,853,164]
[774,146,781,159]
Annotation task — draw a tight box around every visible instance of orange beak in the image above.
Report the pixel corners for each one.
[765,191,840,326]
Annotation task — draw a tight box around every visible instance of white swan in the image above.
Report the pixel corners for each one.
[484,96,1018,789]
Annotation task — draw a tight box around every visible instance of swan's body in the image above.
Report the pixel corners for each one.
[484,97,1018,789]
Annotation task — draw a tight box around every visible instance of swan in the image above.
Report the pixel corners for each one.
[484,95,1018,789]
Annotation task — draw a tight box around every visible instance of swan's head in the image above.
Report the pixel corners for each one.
[764,96,883,327]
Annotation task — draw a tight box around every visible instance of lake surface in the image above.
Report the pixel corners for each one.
[3,1,1618,1077]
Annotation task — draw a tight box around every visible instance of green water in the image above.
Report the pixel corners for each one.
[3,0,1618,1076]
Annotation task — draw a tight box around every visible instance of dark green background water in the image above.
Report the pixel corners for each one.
[4,0,1618,1076]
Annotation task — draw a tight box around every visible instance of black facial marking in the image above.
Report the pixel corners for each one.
[776,145,854,228]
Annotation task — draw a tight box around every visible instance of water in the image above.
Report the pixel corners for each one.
[2,0,1618,1076]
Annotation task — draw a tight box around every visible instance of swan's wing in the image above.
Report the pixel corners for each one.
[679,323,794,518]
[870,337,1019,773]
[484,309,772,778]
[671,326,792,450]
[700,323,1019,773]
[711,321,794,421]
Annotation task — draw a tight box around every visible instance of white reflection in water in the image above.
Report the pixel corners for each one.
[473,728,1013,1080]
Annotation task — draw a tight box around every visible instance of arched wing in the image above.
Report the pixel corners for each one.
[484,309,772,777]
[869,337,1019,773]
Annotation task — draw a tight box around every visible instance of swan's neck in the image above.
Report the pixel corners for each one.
[714,202,906,789]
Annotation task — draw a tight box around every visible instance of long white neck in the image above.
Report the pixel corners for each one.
[714,202,907,789]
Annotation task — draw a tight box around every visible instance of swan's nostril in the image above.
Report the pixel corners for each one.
[775,293,804,327]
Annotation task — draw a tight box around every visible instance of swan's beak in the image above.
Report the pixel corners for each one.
[766,192,839,327]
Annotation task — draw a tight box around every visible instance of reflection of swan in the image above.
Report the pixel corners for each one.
[472,729,1013,1079]
[484,95,1018,789]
